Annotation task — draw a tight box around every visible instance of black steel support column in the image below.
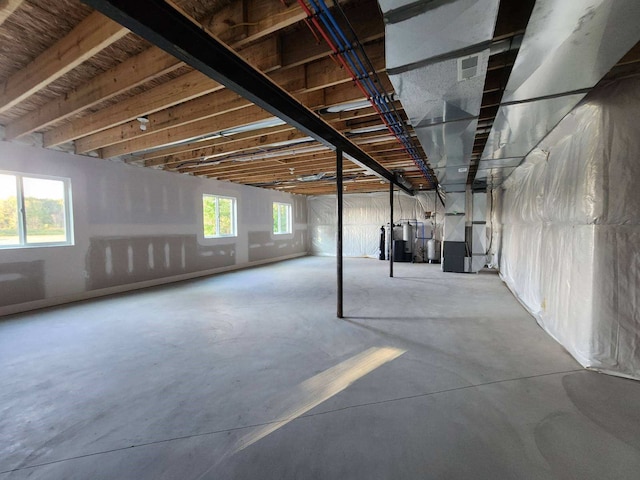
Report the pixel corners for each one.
[389,179,394,278]
[337,150,343,318]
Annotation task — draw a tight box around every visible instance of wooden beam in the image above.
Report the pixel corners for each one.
[44,35,282,148]
[228,157,416,184]
[203,156,342,176]
[76,87,248,153]
[212,161,409,183]
[139,106,388,163]
[179,147,333,175]
[44,70,222,148]
[157,129,311,168]
[286,181,390,195]
[10,0,304,139]
[98,79,386,158]
[190,133,404,174]
[0,11,128,115]
[179,158,337,180]
[325,75,393,106]
[291,185,388,194]
[200,0,247,45]
[242,178,394,190]
[186,148,411,178]
[43,1,384,147]
[99,104,268,158]
[202,0,314,49]
[76,41,385,153]
[142,124,296,162]
[273,40,385,93]
[280,0,384,68]
[75,40,289,153]
[216,148,414,174]
[154,121,394,168]
[0,0,23,27]
[229,0,309,49]
[6,47,182,140]
[320,101,403,123]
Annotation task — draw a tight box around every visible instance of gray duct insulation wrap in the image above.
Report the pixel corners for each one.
[497,77,640,380]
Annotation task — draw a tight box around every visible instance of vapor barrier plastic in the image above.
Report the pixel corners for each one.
[498,77,640,380]
[485,187,501,269]
[308,191,443,257]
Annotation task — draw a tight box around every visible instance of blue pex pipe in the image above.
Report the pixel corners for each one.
[306,0,437,186]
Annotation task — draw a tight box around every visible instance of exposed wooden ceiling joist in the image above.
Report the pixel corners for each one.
[0,0,432,195]
[73,40,385,154]
[0,0,24,27]
[2,0,639,195]
[6,47,183,140]
[97,76,394,159]
[41,7,385,151]
[82,0,414,194]
[0,11,128,115]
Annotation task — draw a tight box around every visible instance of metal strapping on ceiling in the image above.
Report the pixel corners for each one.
[476,0,640,188]
[379,0,501,193]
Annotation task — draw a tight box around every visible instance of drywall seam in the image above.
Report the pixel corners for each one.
[0,252,308,317]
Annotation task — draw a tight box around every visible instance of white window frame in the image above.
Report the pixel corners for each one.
[202,194,237,238]
[273,202,292,235]
[0,171,74,249]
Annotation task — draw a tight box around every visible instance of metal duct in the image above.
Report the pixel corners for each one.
[477,0,640,185]
[415,117,478,170]
[380,0,501,193]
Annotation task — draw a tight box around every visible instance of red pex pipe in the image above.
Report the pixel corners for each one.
[296,0,432,184]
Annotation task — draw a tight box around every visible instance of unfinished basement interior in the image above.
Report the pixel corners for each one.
[1,0,639,478]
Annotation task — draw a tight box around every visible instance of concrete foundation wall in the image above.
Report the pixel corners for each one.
[0,141,307,315]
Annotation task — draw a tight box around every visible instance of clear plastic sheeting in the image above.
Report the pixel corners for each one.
[486,187,502,269]
[498,77,640,380]
[308,191,443,257]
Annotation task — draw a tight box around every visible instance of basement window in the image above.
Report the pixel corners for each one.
[0,171,73,248]
[273,202,292,235]
[203,194,237,238]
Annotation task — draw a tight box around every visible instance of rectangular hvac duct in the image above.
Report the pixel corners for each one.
[472,192,487,223]
[414,118,478,169]
[476,158,523,170]
[472,224,487,253]
[477,0,640,183]
[383,0,499,72]
[380,0,500,192]
[435,166,471,185]
[443,216,465,242]
[442,183,468,193]
[391,53,490,128]
[481,93,586,161]
[502,0,640,103]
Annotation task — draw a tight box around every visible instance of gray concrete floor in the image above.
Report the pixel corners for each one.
[1,256,640,479]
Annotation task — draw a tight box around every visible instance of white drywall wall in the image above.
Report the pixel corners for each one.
[0,141,307,315]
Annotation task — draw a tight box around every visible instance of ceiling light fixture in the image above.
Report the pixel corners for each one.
[136,116,149,131]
